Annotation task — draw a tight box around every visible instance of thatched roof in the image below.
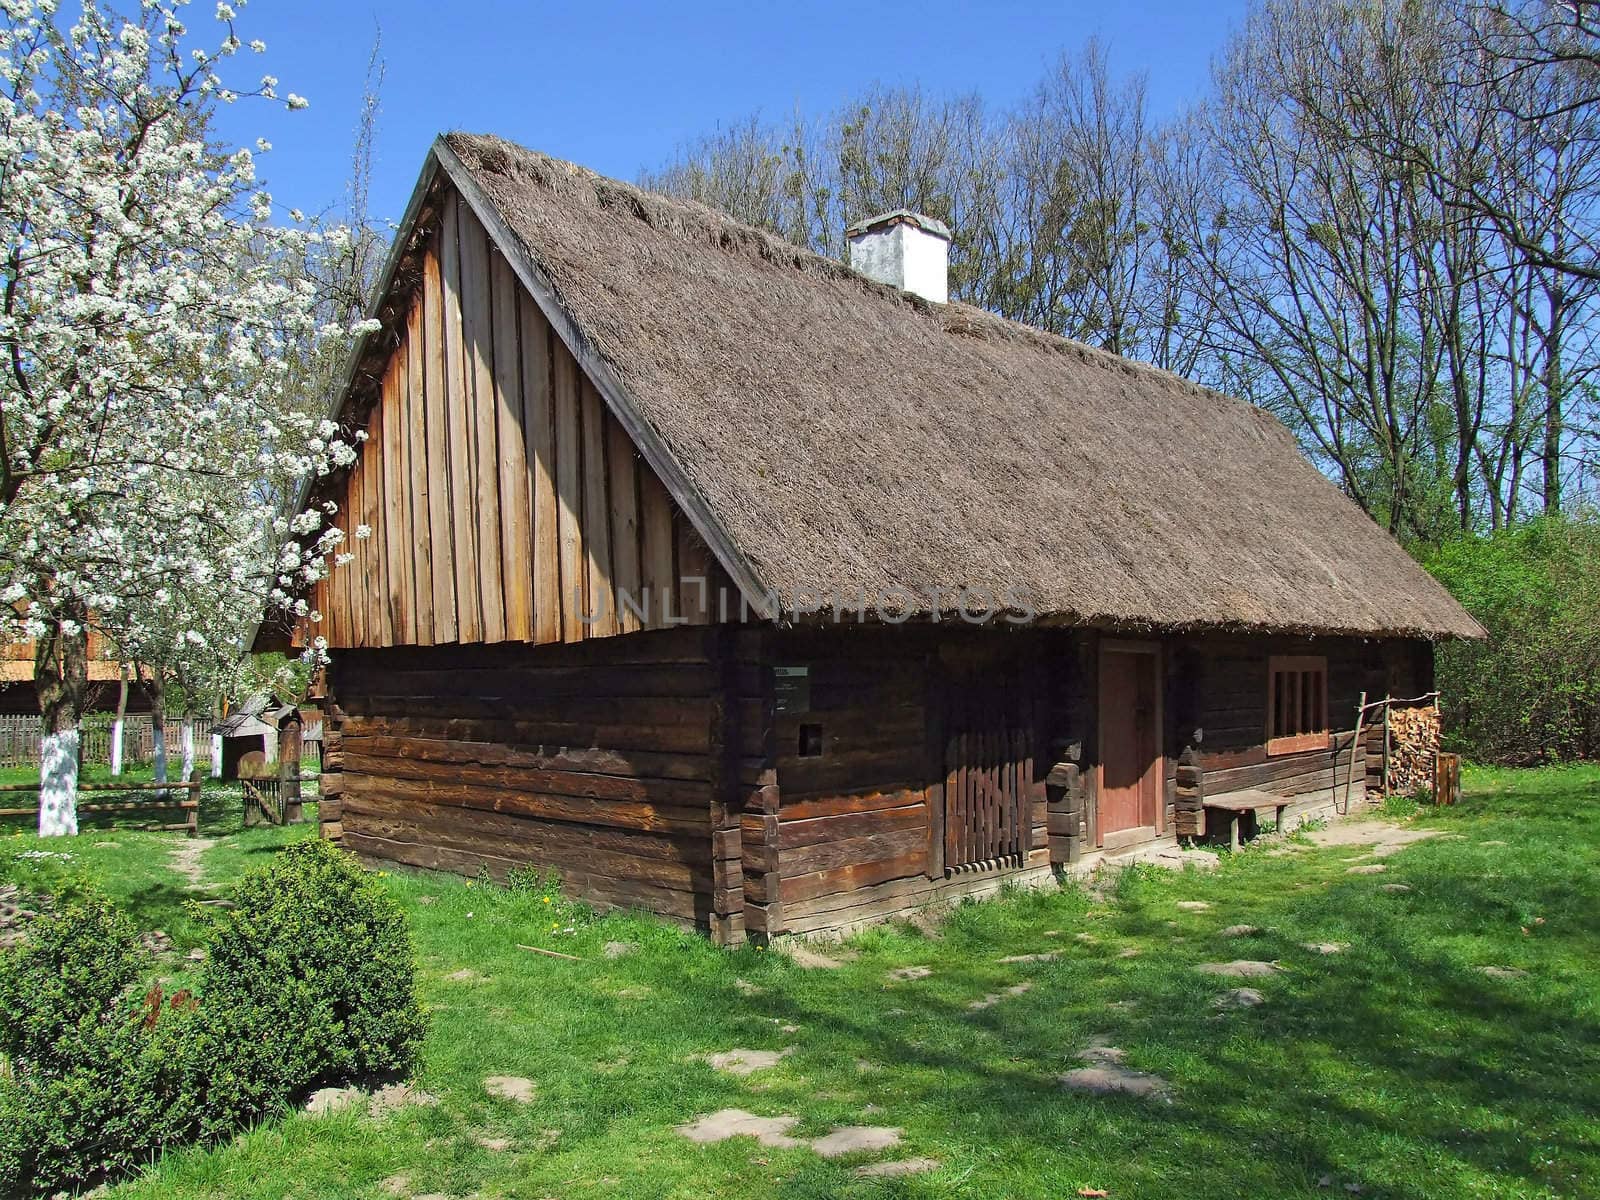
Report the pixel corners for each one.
[426,133,1480,640]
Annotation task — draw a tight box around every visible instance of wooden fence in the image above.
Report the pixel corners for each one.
[0,714,216,770]
[0,770,202,836]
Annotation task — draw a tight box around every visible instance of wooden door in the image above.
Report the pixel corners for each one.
[1098,644,1161,846]
[943,654,1035,871]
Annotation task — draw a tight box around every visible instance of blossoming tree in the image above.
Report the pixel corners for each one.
[0,0,363,834]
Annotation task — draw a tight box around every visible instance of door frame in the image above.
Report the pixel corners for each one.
[1096,639,1165,848]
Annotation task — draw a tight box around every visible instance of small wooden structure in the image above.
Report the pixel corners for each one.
[255,135,1483,943]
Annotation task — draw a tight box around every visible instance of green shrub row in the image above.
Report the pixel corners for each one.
[0,840,424,1197]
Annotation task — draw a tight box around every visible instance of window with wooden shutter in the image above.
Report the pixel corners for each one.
[1266,655,1329,755]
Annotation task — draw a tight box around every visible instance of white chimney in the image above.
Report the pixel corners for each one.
[846,210,951,305]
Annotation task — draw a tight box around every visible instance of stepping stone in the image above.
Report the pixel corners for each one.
[474,1134,512,1152]
[445,968,482,983]
[810,1125,904,1158]
[886,965,933,982]
[1215,987,1266,1009]
[1197,960,1282,978]
[1044,929,1064,937]
[1059,1042,1171,1101]
[1302,942,1348,955]
[968,982,1032,1010]
[1107,999,1138,1011]
[1346,864,1387,875]
[304,1086,362,1116]
[907,909,946,939]
[416,895,438,905]
[484,1075,537,1102]
[701,1047,794,1076]
[1176,901,1212,912]
[855,1157,940,1178]
[733,977,765,996]
[1221,925,1261,937]
[776,942,845,969]
[676,1108,803,1149]
[369,1083,438,1117]
[1073,932,1098,943]
[998,951,1060,963]
[1380,883,1412,893]
[1481,839,1507,846]
[1479,966,1528,980]
[93,841,118,848]
[1117,947,1140,959]
[602,941,637,960]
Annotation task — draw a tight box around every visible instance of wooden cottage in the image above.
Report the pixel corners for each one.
[260,134,1482,943]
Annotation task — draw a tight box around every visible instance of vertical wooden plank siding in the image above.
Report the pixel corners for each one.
[492,250,533,642]
[441,193,483,643]
[606,416,642,634]
[311,184,731,652]
[523,296,560,644]
[422,238,457,644]
[381,360,406,644]
[580,379,618,639]
[460,205,505,643]
[405,303,434,646]
[639,469,676,631]
[553,343,586,643]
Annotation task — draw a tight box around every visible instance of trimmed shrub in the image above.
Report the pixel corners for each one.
[187,838,424,1136]
[0,894,200,1196]
[0,841,423,1196]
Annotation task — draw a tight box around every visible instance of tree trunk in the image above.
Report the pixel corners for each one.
[180,718,196,781]
[1543,283,1565,514]
[150,673,168,790]
[35,613,88,837]
[109,664,130,776]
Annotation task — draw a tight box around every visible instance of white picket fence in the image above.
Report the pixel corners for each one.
[0,714,215,770]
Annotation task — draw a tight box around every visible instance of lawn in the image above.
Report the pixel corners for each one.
[2,764,1598,1199]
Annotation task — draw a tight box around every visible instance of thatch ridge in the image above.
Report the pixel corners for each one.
[440,131,1482,640]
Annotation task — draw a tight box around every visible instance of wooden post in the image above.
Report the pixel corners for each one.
[1045,760,1083,865]
[1434,751,1460,807]
[185,768,201,838]
[278,710,304,824]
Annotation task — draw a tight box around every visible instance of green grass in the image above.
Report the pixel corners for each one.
[3,764,1599,1199]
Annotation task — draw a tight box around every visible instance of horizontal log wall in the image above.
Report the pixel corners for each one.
[321,628,721,929]
[309,183,734,652]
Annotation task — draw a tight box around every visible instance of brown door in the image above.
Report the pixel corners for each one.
[1098,645,1161,845]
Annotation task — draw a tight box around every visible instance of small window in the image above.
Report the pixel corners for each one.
[798,723,823,758]
[1267,655,1329,756]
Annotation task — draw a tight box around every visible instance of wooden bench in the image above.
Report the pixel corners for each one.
[1203,789,1291,850]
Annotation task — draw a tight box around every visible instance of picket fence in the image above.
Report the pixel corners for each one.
[0,714,216,770]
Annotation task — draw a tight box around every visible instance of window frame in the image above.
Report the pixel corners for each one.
[1265,654,1330,756]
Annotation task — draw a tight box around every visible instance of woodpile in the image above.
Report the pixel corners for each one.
[1386,704,1441,797]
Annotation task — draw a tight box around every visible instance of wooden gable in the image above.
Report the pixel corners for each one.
[308,184,732,651]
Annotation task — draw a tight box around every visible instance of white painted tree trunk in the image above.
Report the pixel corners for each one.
[180,721,195,781]
[210,733,223,778]
[152,722,168,788]
[110,717,124,776]
[38,729,80,837]
[264,729,278,765]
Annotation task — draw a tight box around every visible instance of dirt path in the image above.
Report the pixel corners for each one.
[169,836,216,889]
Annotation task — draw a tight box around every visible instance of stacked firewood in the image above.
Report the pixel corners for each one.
[1386,704,1442,797]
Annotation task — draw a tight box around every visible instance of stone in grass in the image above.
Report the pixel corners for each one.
[855,1157,940,1178]
[1479,966,1529,981]
[809,1126,904,1158]
[776,942,847,970]
[968,982,1032,1011]
[1302,942,1349,955]
[474,1134,513,1152]
[1059,1042,1171,1101]
[1214,987,1266,1009]
[1221,925,1261,938]
[369,1083,438,1117]
[603,941,637,960]
[484,1075,537,1103]
[1176,901,1212,912]
[304,1086,363,1116]
[998,951,1061,964]
[1196,960,1283,978]
[886,965,933,982]
[700,1047,794,1076]
[1380,883,1412,893]
[1346,864,1388,875]
[676,1109,804,1149]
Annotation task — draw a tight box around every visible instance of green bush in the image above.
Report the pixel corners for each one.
[0,841,424,1196]
[0,894,200,1196]
[1424,511,1600,763]
[188,838,424,1135]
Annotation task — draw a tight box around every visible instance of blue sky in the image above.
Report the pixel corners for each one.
[212,0,1249,227]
